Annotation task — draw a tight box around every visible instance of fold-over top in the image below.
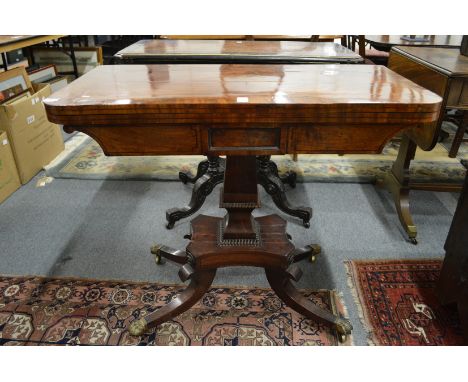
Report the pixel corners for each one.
[44,64,442,127]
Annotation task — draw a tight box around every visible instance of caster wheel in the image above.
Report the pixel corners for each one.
[307,244,320,263]
[184,234,192,240]
[286,172,297,188]
[308,244,321,256]
[409,237,418,245]
[128,318,148,336]
[151,245,163,265]
[288,179,297,189]
[179,172,189,184]
[303,221,310,228]
[150,244,161,254]
[287,233,292,240]
[335,318,352,344]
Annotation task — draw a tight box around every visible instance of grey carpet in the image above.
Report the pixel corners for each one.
[0,170,459,345]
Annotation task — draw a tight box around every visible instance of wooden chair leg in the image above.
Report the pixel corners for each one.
[448,111,468,158]
[341,35,347,47]
[358,35,366,58]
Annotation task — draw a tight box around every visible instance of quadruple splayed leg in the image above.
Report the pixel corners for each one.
[130,156,352,342]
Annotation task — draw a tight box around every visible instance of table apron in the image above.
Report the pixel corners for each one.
[64,123,418,156]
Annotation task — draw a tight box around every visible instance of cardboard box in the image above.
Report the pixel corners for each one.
[0,84,64,184]
[0,131,21,204]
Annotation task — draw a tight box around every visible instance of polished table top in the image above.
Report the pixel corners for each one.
[364,35,463,50]
[44,64,441,127]
[158,35,343,41]
[248,35,343,41]
[115,40,362,64]
[392,46,468,77]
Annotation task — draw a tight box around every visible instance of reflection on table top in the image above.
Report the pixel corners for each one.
[116,40,362,63]
[158,35,343,41]
[44,64,441,121]
[364,35,463,50]
[393,46,468,77]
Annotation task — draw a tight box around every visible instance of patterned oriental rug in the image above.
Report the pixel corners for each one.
[44,129,468,184]
[346,260,465,345]
[0,275,351,346]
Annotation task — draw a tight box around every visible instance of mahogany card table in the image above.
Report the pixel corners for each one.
[44,64,441,341]
[115,39,363,229]
[115,39,363,64]
[156,35,345,43]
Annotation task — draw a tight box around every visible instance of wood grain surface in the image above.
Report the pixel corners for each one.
[392,46,468,77]
[115,40,362,63]
[44,64,441,122]
[44,64,442,156]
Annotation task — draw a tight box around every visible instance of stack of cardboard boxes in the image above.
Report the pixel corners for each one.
[0,130,21,204]
[0,67,64,204]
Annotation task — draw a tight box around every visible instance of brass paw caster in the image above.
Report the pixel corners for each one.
[151,244,163,265]
[307,244,321,263]
[128,318,148,336]
[179,171,189,184]
[335,318,353,344]
[407,226,417,245]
